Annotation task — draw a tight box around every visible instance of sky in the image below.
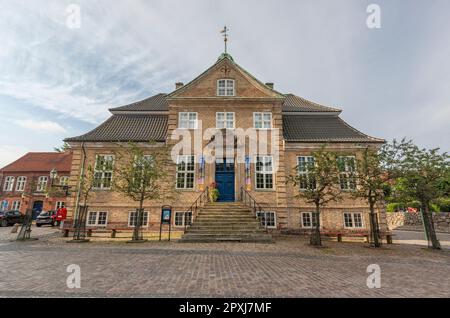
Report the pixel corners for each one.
[0,0,449,168]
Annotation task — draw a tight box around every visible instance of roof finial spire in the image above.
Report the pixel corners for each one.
[220,26,229,54]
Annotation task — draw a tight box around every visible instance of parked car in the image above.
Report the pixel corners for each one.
[36,211,58,227]
[0,210,24,227]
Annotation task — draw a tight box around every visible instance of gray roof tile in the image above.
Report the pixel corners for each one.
[282,94,341,113]
[109,93,168,112]
[65,115,167,142]
[283,115,384,143]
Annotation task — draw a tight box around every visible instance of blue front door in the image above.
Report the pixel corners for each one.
[215,158,235,202]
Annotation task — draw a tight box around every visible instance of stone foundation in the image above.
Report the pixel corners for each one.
[386,211,450,233]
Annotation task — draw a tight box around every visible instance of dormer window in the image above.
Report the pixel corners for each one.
[217,79,235,96]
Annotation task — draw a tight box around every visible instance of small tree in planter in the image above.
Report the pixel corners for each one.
[287,146,343,246]
[113,142,173,242]
[209,182,219,202]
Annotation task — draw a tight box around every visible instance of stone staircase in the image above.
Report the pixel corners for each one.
[180,202,273,243]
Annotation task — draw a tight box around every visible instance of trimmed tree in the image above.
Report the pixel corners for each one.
[392,140,449,249]
[287,146,343,246]
[113,143,172,242]
[351,145,396,247]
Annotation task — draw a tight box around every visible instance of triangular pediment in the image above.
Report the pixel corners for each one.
[168,54,284,99]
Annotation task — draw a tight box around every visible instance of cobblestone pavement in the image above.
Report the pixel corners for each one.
[0,235,449,298]
[0,224,61,242]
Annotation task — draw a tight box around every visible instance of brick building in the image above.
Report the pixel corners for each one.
[64,53,387,238]
[0,152,72,219]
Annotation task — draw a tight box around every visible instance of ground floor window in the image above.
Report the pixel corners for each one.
[128,211,149,227]
[301,212,319,228]
[174,211,192,227]
[257,211,276,229]
[343,212,363,228]
[87,211,108,226]
[12,201,21,211]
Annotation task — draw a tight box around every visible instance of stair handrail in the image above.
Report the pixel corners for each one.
[184,187,209,232]
[240,187,267,231]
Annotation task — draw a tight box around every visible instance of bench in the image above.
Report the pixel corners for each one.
[321,230,394,244]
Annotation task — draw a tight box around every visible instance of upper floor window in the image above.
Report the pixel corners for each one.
[338,156,356,190]
[3,176,15,191]
[253,112,272,129]
[16,176,26,191]
[176,155,195,189]
[36,176,48,192]
[217,79,235,96]
[56,201,65,210]
[59,176,69,186]
[297,156,316,190]
[255,156,274,189]
[216,112,235,129]
[179,112,198,129]
[93,155,114,190]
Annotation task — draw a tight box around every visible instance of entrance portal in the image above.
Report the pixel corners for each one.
[215,158,235,202]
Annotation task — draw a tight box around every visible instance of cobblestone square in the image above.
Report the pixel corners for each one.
[0,227,449,298]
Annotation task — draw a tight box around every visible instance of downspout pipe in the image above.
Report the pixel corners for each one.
[73,142,87,222]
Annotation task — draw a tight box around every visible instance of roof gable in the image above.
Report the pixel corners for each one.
[168,54,284,99]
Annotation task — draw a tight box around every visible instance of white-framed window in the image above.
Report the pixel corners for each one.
[178,112,198,129]
[301,212,319,228]
[176,155,195,189]
[216,112,235,129]
[255,156,274,189]
[253,112,272,129]
[297,156,316,190]
[257,211,276,229]
[15,176,26,192]
[3,176,15,191]
[55,201,65,210]
[36,176,48,192]
[87,211,108,227]
[338,156,356,190]
[343,212,363,228]
[174,211,192,227]
[128,211,149,227]
[217,79,235,96]
[59,176,69,186]
[12,200,21,211]
[93,155,114,190]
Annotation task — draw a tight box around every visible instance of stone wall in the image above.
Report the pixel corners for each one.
[386,211,450,233]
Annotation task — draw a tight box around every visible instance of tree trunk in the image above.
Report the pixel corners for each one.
[369,199,381,248]
[132,194,145,242]
[421,201,441,250]
[310,203,322,246]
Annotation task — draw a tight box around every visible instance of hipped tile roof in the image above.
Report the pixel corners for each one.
[64,115,167,143]
[0,152,73,173]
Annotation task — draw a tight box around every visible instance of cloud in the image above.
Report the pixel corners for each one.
[0,145,28,169]
[14,119,67,134]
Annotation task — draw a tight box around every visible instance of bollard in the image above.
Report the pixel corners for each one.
[337,234,342,242]
[111,229,117,238]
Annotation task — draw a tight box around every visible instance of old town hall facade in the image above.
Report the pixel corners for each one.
[65,52,387,240]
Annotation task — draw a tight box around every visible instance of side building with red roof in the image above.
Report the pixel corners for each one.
[0,152,73,219]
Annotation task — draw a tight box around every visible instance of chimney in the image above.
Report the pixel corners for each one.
[175,82,184,90]
[265,82,274,89]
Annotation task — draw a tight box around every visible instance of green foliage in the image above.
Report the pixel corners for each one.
[436,198,450,212]
[54,142,70,153]
[386,203,402,212]
[113,142,172,206]
[209,188,219,202]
